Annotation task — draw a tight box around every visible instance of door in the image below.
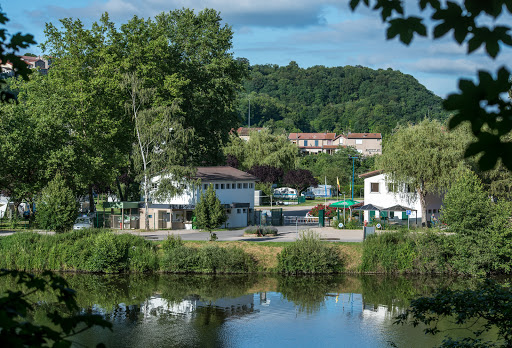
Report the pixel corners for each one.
[158,210,166,229]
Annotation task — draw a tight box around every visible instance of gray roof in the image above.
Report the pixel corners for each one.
[382,205,415,212]
[355,204,382,211]
[196,166,259,182]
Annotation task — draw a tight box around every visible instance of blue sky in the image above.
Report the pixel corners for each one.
[3,0,511,98]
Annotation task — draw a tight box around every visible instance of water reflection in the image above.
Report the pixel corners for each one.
[0,273,490,347]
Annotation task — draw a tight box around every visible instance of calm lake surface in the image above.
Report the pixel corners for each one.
[2,273,497,347]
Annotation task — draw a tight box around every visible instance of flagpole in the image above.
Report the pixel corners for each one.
[324,176,327,207]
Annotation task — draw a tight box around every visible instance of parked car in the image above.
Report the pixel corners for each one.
[301,191,315,200]
[73,216,94,230]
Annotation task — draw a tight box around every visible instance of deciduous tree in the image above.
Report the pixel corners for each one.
[350,0,512,170]
[224,129,298,171]
[283,169,318,197]
[377,119,469,224]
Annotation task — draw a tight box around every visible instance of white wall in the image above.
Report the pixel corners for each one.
[150,176,255,209]
[226,207,248,228]
[363,174,442,222]
[202,181,255,208]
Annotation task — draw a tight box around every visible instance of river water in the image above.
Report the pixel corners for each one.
[1,273,497,347]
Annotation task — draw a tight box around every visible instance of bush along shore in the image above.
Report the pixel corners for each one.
[1,228,509,276]
[0,230,351,274]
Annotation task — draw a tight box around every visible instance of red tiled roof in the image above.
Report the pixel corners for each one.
[236,127,264,136]
[288,132,336,140]
[196,166,259,181]
[358,170,383,179]
[347,133,382,139]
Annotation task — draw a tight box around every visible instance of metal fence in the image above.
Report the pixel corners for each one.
[283,216,331,226]
[250,208,284,226]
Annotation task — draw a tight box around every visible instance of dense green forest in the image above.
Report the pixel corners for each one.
[236,61,448,135]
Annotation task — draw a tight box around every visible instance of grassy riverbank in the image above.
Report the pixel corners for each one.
[0,229,362,274]
[2,228,507,276]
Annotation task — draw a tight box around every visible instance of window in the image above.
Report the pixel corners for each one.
[226,183,230,189]
[243,183,248,189]
[221,184,225,189]
[232,183,236,189]
[249,183,253,188]
[433,209,437,214]
[237,209,241,214]
[203,184,208,190]
[370,183,379,193]
[304,140,308,146]
[314,140,318,146]
[226,209,231,214]
[387,183,396,193]
[355,139,363,145]
[215,184,219,190]
[428,209,432,214]
[243,208,247,213]
[238,183,242,189]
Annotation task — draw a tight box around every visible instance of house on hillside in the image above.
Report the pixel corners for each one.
[359,170,442,225]
[19,55,52,75]
[236,127,264,141]
[140,166,258,230]
[287,132,382,156]
[288,132,342,154]
[345,133,382,156]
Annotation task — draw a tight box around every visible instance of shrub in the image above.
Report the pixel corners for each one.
[277,230,345,274]
[35,173,78,233]
[308,204,336,218]
[161,234,184,252]
[360,231,417,273]
[0,230,157,273]
[161,244,255,273]
[245,226,278,236]
[332,217,361,229]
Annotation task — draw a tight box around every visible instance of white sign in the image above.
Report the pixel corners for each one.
[406,210,411,216]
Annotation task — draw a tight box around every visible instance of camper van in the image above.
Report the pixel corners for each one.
[273,187,297,199]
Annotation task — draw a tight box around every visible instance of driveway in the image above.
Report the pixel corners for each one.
[119,225,364,243]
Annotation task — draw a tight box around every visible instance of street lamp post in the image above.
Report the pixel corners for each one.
[348,156,359,200]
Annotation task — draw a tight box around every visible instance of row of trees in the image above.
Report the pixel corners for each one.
[222,128,377,197]
[377,119,511,225]
[236,63,448,135]
[0,9,247,230]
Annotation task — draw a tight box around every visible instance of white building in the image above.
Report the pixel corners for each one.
[142,166,258,229]
[359,170,442,225]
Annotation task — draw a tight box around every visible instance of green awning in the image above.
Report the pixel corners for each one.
[330,199,359,208]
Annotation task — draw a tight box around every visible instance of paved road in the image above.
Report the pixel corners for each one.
[120,225,364,243]
[0,202,365,243]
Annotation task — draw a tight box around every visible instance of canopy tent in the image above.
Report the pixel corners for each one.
[330,199,359,208]
[382,204,413,212]
[354,204,382,211]
[382,204,418,225]
[354,203,383,223]
[330,199,360,223]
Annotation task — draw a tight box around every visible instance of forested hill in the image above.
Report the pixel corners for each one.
[236,62,448,135]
